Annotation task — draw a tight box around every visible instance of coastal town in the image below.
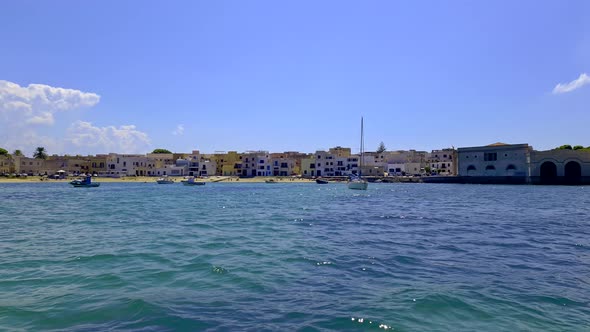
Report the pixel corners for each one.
[1,143,589,185]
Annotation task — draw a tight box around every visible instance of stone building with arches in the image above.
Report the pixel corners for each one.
[456,143,590,185]
[530,149,590,185]
[457,143,532,184]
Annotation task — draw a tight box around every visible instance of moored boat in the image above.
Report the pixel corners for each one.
[156,176,174,184]
[182,176,206,186]
[70,176,100,188]
[315,178,329,184]
[347,177,368,190]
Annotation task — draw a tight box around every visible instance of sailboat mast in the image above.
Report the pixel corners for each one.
[360,117,364,177]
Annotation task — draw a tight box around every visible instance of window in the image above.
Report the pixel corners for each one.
[506,164,516,170]
[484,152,497,161]
[467,165,476,171]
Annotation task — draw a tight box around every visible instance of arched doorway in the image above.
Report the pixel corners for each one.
[484,165,496,176]
[564,161,582,185]
[540,161,557,184]
[506,164,516,176]
[466,165,476,176]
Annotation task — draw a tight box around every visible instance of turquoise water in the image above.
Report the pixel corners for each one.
[1,182,589,331]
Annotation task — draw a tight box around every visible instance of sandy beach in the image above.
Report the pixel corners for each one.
[0,176,317,184]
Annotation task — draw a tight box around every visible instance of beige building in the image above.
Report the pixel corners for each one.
[210,151,242,176]
[0,155,16,174]
[15,157,45,175]
[270,152,308,176]
[328,146,351,157]
[429,148,457,175]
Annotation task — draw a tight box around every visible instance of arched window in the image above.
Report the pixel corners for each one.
[485,165,496,170]
[506,164,516,170]
[467,165,476,171]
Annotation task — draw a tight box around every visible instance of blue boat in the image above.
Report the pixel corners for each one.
[70,176,100,187]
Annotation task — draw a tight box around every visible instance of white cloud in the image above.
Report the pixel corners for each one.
[0,80,100,124]
[0,79,152,155]
[172,124,185,136]
[67,121,151,154]
[552,73,590,94]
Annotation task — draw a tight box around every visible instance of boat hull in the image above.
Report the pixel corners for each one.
[347,180,368,190]
[70,183,100,187]
[182,181,205,186]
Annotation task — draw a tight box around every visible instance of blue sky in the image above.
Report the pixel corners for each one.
[1,1,588,156]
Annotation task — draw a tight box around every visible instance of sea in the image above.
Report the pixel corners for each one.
[1,182,589,331]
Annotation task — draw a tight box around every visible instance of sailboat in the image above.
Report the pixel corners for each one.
[348,117,369,190]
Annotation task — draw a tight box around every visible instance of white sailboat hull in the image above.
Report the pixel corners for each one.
[348,179,368,190]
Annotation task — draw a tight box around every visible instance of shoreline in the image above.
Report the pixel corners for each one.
[0,176,318,184]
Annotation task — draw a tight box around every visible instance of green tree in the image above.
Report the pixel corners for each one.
[13,150,23,156]
[0,148,7,156]
[557,145,572,150]
[376,141,387,153]
[573,145,584,150]
[33,147,48,159]
[152,148,172,154]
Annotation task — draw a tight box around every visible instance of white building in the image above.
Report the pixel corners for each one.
[104,154,150,177]
[300,149,360,177]
[271,158,296,176]
[241,151,272,177]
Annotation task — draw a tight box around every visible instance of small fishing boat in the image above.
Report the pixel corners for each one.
[70,175,100,188]
[156,176,174,184]
[182,176,206,186]
[315,178,329,184]
[265,179,277,183]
